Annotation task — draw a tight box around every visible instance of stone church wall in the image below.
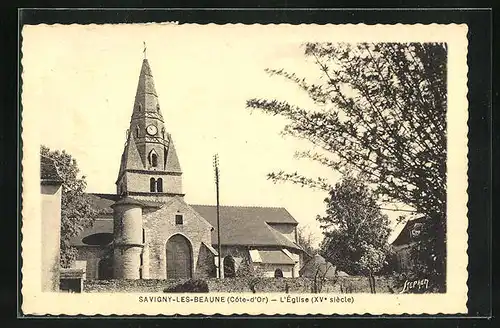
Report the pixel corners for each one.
[143,198,213,279]
[125,171,182,195]
[74,247,108,280]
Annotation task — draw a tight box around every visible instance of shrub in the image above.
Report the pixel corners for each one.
[163,279,209,293]
[236,259,266,293]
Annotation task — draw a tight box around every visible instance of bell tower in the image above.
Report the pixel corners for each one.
[116,54,183,201]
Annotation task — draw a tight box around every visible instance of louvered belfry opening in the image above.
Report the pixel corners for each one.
[166,234,192,279]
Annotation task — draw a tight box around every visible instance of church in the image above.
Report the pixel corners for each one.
[69,56,306,281]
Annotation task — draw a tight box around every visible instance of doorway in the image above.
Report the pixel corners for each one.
[166,234,193,279]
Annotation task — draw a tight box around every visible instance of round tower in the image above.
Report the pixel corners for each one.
[111,197,145,279]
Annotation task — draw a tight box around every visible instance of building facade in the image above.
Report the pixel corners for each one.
[70,57,305,280]
[41,156,64,291]
[390,217,426,272]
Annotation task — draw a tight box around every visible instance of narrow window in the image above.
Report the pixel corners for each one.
[175,214,183,225]
[142,229,145,243]
[136,126,140,138]
[150,178,156,192]
[156,178,163,192]
[151,153,158,167]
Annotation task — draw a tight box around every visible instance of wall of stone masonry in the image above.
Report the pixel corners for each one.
[125,171,182,195]
[84,276,398,294]
[143,197,213,279]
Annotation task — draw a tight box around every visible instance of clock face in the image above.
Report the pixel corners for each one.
[146,125,158,136]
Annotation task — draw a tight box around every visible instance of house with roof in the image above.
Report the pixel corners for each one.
[390,217,426,272]
[69,55,305,281]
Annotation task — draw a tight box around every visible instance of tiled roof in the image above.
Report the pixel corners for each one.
[75,194,301,250]
[118,132,145,175]
[112,196,161,208]
[40,156,63,184]
[191,205,300,250]
[391,216,426,246]
[257,250,295,265]
[164,134,182,173]
[69,218,113,246]
[87,193,162,215]
[87,193,119,215]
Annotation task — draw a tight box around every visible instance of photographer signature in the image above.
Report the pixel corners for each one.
[400,278,429,293]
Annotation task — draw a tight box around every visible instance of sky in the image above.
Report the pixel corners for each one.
[22,24,410,246]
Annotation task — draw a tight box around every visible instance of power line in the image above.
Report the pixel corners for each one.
[213,154,222,279]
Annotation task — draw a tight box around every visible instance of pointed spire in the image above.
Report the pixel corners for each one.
[118,131,144,177]
[164,134,182,173]
[131,57,163,120]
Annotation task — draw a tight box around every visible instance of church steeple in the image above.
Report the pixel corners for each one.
[116,55,183,199]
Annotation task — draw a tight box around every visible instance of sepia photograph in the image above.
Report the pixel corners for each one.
[22,22,468,315]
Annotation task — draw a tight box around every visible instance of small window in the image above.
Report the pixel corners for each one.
[175,214,183,225]
[142,229,145,243]
[136,126,140,138]
[156,178,163,192]
[150,177,156,192]
[274,268,284,278]
[151,153,158,167]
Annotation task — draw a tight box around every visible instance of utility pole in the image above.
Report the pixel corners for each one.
[213,154,222,279]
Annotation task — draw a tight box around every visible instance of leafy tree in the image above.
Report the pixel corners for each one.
[236,258,266,293]
[246,42,447,289]
[41,146,98,267]
[318,176,391,291]
[296,224,318,256]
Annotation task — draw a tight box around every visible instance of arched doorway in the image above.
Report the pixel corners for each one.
[223,256,236,278]
[166,234,192,279]
[98,257,113,280]
[274,268,284,278]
